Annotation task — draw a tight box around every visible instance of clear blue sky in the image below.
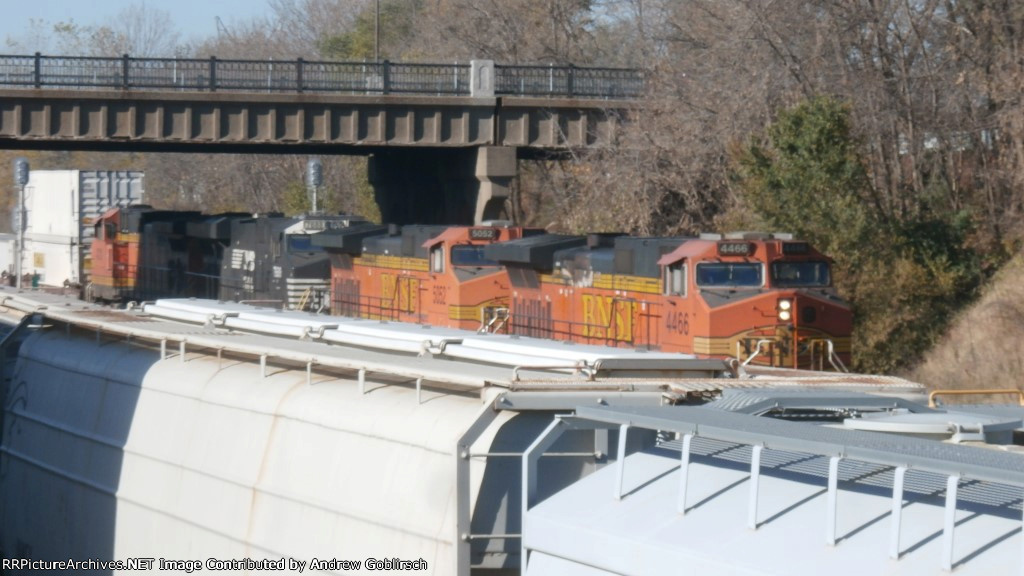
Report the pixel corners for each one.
[0,0,276,51]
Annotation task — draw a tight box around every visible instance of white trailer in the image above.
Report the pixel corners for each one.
[18,170,144,286]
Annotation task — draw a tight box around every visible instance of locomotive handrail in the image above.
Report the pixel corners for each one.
[827,340,847,373]
[352,294,405,322]
[478,306,509,334]
[739,339,776,367]
[808,338,848,373]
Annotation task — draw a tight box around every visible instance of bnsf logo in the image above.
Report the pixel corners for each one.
[580,295,635,343]
[381,274,419,313]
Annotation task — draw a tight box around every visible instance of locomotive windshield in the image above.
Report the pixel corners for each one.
[450,245,498,267]
[771,261,831,287]
[695,262,763,287]
[287,234,325,252]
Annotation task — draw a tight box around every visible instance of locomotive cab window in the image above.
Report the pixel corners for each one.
[287,234,323,253]
[695,262,763,287]
[430,244,445,273]
[450,245,498,267]
[771,261,831,287]
[664,261,687,296]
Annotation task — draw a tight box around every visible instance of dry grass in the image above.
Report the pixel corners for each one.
[910,255,1024,398]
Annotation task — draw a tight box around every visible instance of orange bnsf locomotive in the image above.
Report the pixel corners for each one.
[314,223,544,330]
[88,205,210,302]
[487,232,851,370]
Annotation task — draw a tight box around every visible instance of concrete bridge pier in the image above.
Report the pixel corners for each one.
[369,146,516,225]
[472,146,516,223]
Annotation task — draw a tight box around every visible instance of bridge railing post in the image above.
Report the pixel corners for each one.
[122,54,130,90]
[296,57,304,93]
[470,60,494,98]
[33,52,41,89]
[382,60,391,95]
[209,56,217,92]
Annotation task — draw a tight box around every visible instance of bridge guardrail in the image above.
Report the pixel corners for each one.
[0,53,642,99]
[495,64,644,99]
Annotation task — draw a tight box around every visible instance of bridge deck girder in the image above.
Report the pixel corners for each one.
[0,90,629,151]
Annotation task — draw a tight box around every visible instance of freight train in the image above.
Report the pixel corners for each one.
[87,206,851,369]
[88,205,370,310]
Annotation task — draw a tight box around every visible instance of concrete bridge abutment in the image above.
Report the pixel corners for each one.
[369,146,516,225]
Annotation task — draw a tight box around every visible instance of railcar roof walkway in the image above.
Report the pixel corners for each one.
[522,404,1024,575]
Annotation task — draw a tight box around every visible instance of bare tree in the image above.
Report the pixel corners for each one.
[413,0,612,64]
[266,0,369,56]
[42,5,185,57]
[3,19,57,53]
[108,4,183,56]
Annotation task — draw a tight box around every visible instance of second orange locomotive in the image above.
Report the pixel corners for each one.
[315,223,544,330]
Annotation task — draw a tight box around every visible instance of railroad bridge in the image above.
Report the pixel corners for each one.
[0,54,643,223]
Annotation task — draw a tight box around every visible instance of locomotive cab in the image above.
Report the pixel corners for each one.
[88,205,202,302]
[490,233,685,346]
[321,223,542,330]
[421,224,544,331]
[658,233,852,370]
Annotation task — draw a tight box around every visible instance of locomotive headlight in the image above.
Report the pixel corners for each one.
[777,298,793,322]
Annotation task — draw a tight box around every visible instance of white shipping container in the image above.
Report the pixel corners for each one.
[0,233,14,282]
[18,170,144,286]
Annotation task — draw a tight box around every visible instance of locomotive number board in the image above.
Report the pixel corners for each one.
[718,241,753,256]
[782,242,810,254]
[469,228,499,240]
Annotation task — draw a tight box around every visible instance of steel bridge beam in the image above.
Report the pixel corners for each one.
[0,89,628,151]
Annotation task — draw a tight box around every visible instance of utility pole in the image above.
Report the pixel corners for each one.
[13,158,28,290]
[375,0,380,62]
